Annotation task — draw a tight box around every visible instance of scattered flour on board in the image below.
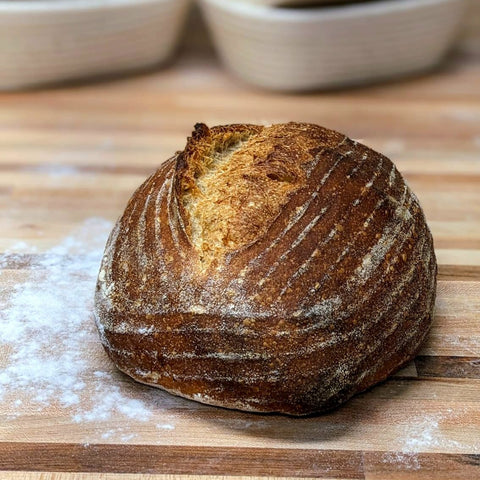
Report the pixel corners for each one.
[382,410,478,470]
[0,218,176,440]
[1,219,477,454]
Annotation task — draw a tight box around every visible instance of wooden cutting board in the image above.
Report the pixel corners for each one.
[1,10,479,480]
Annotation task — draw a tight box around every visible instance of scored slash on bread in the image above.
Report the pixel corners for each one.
[94,122,437,416]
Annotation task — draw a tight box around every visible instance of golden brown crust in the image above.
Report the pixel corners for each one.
[94,122,437,416]
[180,123,332,270]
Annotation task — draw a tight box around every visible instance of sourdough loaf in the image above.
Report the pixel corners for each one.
[94,122,437,415]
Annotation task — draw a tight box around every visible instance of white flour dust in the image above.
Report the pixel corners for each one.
[382,410,478,471]
[0,218,175,438]
[382,451,421,471]
[382,414,442,471]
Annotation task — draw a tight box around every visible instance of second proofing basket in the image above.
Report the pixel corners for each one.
[199,0,469,91]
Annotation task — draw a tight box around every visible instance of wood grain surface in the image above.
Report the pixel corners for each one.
[1,5,479,480]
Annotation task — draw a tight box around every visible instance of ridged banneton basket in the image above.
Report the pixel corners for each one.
[0,0,190,90]
[199,0,468,91]
[94,122,437,416]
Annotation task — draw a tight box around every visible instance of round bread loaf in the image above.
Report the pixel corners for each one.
[94,122,437,415]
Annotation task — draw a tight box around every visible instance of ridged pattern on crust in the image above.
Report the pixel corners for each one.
[94,122,437,416]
